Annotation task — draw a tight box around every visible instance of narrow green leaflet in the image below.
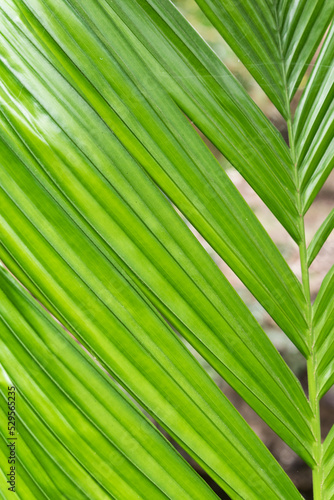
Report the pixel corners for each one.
[0,2,314,458]
[323,425,334,499]
[313,266,334,398]
[0,267,219,500]
[307,209,334,267]
[194,0,334,109]
[0,436,49,500]
[298,22,334,398]
[314,266,334,347]
[0,131,314,469]
[192,0,287,116]
[0,269,304,499]
[316,337,334,399]
[293,22,334,213]
[104,0,301,241]
[0,0,309,354]
[280,0,334,99]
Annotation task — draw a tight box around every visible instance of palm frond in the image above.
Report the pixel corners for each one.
[307,209,334,266]
[313,266,334,398]
[293,22,334,212]
[323,424,334,498]
[0,267,220,500]
[0,0,333,498]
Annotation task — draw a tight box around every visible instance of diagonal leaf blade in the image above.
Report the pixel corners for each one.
[293,22,334,213]
[281,0,334,99]
[307,209,334,267]
[189,0,287,116]
[106,0,301,240]
[193,0,333,109]
[314,265,334,349]
[0,259,305,499]
[313,266,334,397]
[0,267,220,500]
[323,424,334,498]
[1,1,329,496]
[0,0,309,354]
[0,132,315,466]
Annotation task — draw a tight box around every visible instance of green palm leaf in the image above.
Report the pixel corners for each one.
[0,0,333,499]
[194,0,334,113]
[0,267,220,499]
[0,263,304,498]
[281,0,334,100]
[191,0,288,115]
[0,0,308,354]
[314,266,334,398]
[323,425,334,499]
[0,3,315,462]
[0,134,314,474]
[307,209,334,267]
[293,22,334,213]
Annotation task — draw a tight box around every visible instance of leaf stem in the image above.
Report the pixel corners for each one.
[288,116,323,499]
[262,8,322,495]
[307,353,322,500]
[300,226,323,500]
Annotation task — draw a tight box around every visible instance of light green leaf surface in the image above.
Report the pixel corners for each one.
[0,0,315,459]
[194,0,333,110]
[314,266,334,347]
[307,209,334,267]
[107,0,301,242]
[0,131,314,468]
[0,435,48,500]
[193,0,287,115]
[313,266,334,398]
[0,0,332,498]
[280,0,334,99]
[0,0,307,334]
[323,425,334,499]
[0,267,303,499]
[293,22,334,213]
[316,339,334,399]
[0,267,220,500]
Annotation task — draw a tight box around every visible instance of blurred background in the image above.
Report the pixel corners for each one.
[157,2,334,498]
